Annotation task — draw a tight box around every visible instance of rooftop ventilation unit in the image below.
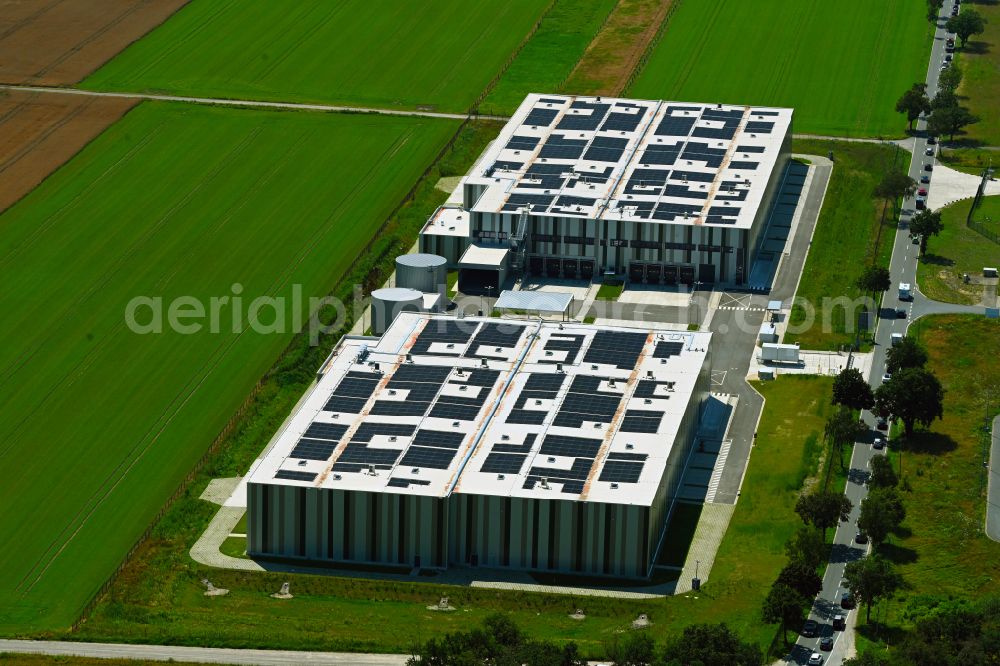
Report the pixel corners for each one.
[540,477,550,489]
[333,473,342,481]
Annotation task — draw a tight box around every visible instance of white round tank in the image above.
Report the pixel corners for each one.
[395,253,447,293]
[371,287,423,335]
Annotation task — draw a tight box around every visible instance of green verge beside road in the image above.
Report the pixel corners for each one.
[627,0,931,137]
[859,315,1000,647]
[954,0,1000,145]
[81,0,549,113]
[480,0,617,116]
[63,375,832,657]
[0,102,457,633]
[785,140,901,350]
[917,195,1000,305]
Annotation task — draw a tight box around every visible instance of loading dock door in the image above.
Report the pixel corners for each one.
[699,263,716,284]
[580,260,595,280]
[679,266,695,285]
[529,256,543,276]
[545,257,560,278]
[629,263,645,283]
[664,265,678,285]
[646,264,662,284]
[562,259,578,280]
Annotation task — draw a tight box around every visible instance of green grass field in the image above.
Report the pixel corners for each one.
[81,0,549,112]
[65,376,833,656]
[954,0,1000,145]
[785,140,902,350]
[0,102,456,633]
[861,316,1000,635]
[917,195,1000,305]
[480,0,617,115]
[628,0,932,137]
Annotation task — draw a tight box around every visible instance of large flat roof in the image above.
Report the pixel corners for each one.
[247,313,710,506]
[465,93,792,230]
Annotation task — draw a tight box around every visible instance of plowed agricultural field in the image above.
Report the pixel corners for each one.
[0,102,456,632]
[0,0,189,85]
[0,90,135,213]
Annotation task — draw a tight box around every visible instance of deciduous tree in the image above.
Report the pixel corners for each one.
[858,487,907,547]
[825,406,867,471]
[795,491,853,540]
[874,368,945,437]
[895,84,931,130]
[868,454,899,489]
[927,104,979,141]
[946,9,986,46]
[886,336,928,375]
[938,64,963,94]
[844,556,904,622]
[762,583,807,645]
[909,209,944,255]
[661,623,762,666]
[785,526,829,570]
[832,368,875,412]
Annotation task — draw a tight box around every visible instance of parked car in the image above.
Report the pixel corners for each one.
[925,147,935,156]
[802,619,819,637]
[882,372,892,383]
[820,637,835,651]
[927,136,937,145]
[855,531,869,544]
[874,437,885,450]
[945,53,953,62]
[842,592,855,609]
[924,163,933,172]
[916,196,927,209]
[833,614,846,630]
[896,308,907,319]
[877,416,889,430]
[918,187,928,196]
[920,174,931,184]
[808,653,825,666]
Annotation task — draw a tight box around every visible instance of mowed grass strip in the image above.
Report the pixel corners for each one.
[0,102,457,632]
[480,0,617,116]
[628,0,932,137]
[891,316,1000,603]
[916,195,1000,305]
[785,140,902,351]
[69,377,832,656]
[80,0,549,113]
[955,0,1000,145]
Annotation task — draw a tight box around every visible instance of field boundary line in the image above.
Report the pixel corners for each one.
[0,84,512,122]
[621,0,683,95]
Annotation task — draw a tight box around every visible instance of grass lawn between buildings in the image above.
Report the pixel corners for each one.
[627,0,932,137]
[785,139,902,351]
[81,0,549,113]
[916,194,1000,305]
[0,102,459,634]
[58,373,833,657]
[853,315,1000,651]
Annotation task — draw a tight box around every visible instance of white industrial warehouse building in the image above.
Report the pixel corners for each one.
[246,313,711,578]
[420,93,792,293]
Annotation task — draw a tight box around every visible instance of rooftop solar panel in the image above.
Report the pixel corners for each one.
[290,438,338,461]
[399,446,457,470]
[387,477,431,488]
[303,422,350,441]
[275,469,317,482]
[584,330,646,369]
[729,161,759,170]
[524,108,558,127]
[506,135,540,151]
[598,460,643,483]
[481,452,528,475]
[601,112,642,132]
[653,340,685,358]
[656,116,696,136]
[620,410,664,434]
[539,434,602,459]
[745,121,774,133]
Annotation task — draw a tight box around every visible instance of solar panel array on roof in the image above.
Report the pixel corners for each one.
[502,193,556,212]
[523,163,567,190]
[387,477,431,488]
[332,423,416,473]
[653,340,685,358]
[429,368,500,422]
[745,121,774,133]
[556,102,610,131]
[506,135,539,151]
[672,170,715,183]
[584,136,627,163]
[664,184,708,200]
[736,145,766,153]
[656,116,696,136]
[554,195,596,210]
[729,161,759,170]
[369,364,450,418]
[553,374,624,428]
[275,469,317,482]
[598,460,643,483]
[683,142,725,168]
[601,111,642,133]
[524,457,594,494]
[540,434,602,458]
[508,372,564,425]
[539,97,565,104]
[620,410,664,434]
[324,371,380,413]
[652,202,701,221]
[480,433,538,475]
[411,320,473,356]
[584,330,647,369]
[715,182,749,202]
[464,322,525,358]
[524,107,558,127]
[489,160,523,173]
[539,135,586,160]
[634,379,676,399]
[290,438,339,461]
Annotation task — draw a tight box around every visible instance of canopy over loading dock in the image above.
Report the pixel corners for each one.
[493,290,574,319]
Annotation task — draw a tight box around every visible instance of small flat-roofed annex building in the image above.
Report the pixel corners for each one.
[246,313,711,578]
[420,94,792,291]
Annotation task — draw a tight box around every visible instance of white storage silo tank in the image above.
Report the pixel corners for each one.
[371,287,423,336]
[396,253,447,293]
